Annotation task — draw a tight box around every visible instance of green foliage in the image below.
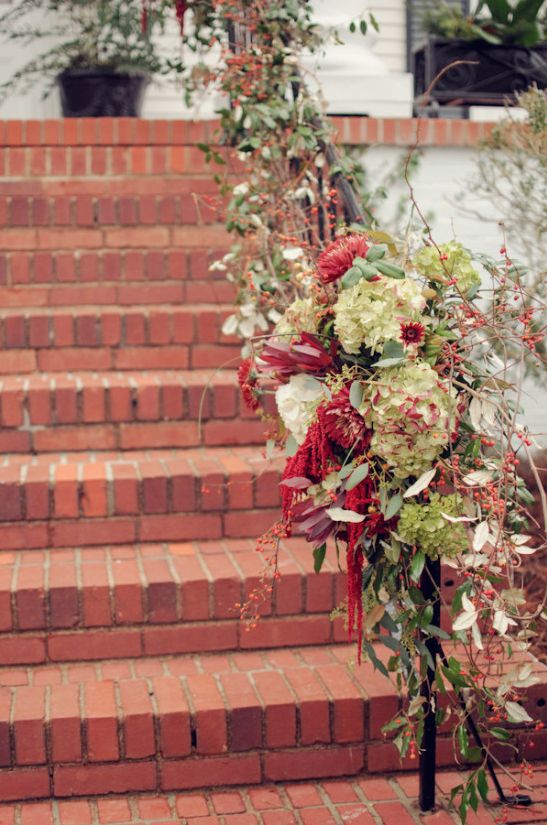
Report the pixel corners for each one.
[0,0,182,100]
[423,0,546,46]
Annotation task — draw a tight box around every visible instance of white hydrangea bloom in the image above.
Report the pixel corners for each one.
[274,297,319,338]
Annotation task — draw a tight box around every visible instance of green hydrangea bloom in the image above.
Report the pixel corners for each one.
[413,241,481,295]
[333,275,427,355]
[274,297,318,337]
[361,361,459,478]
[397,493,468,559]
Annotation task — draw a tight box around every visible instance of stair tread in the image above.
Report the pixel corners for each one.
[0,538,345,660]
[0,444,273,466]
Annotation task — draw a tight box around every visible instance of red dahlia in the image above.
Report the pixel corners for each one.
[400,321,426,346]
[317,234,369,285]
[237,358,259,411]
[318,387,371,450]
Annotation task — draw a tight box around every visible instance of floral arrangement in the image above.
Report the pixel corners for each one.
[239,230,546,822]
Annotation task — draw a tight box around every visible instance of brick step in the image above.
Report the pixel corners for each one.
[0,247,231,289]
[0,446,281,549]
[0,539,345,665]
[0,281,236,309]
[0,644,543,801]
[0,191,223,228]
[2,225,229,255]
[0,143,234,179]
[0,370,270,454]
[0,306,240,374]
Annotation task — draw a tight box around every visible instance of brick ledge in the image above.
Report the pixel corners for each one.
[0,117,495,149]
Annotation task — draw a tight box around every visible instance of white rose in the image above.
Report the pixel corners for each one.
[275,374,327,444]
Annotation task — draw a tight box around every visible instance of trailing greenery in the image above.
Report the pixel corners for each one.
[0,0,183,100]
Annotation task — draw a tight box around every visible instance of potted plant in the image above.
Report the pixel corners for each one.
[0,0,186,117]
[413,0,547,107]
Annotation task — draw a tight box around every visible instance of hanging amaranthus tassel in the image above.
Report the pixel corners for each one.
[175,0,188,34]
[344,479,375,659]
[141,0,149,33]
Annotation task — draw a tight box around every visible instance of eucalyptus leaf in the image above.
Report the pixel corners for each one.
[346,462,369,490]
[349,380,363,409]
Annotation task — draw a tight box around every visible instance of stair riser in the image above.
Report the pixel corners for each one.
[0,144,236,179]
[0,345,241,375]
[0,421,266,454]
[0,617,344,666]
[0,510,281,550]
[0,282,236,308]
[0,248,231,288]
[0,193,223,228]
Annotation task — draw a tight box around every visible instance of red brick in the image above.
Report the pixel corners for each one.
[19,801,53,825]
[48,629,140,662]
[53,762,156,796]
[81,463,108,518]
[80,562,111,627]
[0,636,45,666]
[282,668,330,745]
[119,680,155,758]
[4,316,26,347]
[96,798,132,823]
[161,754,261,791]
[15,564,46,630]
[24,466,50,521]
[48,562,79,628]
[84,682,119,762]
[56,801,92,825]
[175,794,210,818]
[0,768,50,802]
[253,671,296,748]
[221,673,262,751]
[13,686,46,765]
[153,677,191,757]
[49,684,82,763]
[185,674,227,755]
[0,468,22,522]
[141,460,168,514]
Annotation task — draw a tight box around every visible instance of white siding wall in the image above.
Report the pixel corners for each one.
[363,144,546,439]
[368,1,407,74]
[0,1,409,119]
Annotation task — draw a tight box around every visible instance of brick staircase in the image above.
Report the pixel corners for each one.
[0,119,544,805]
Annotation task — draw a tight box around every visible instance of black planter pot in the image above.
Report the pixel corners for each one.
[413,38,547,106]
[57,70,150,117]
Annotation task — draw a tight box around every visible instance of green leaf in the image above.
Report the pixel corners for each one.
[410,551,425,582]
[353,258,379,280]
[349,380,363,409]
[375,261,405,279]
[425,624,450,640]
[384,539,401,564]
[384,493,403,520]
[374,357,404,369]
[359,19,367,34]
[382,715,407,734]
[513,0,545,25]
[408,586,426,605]
[341,265,363,288]
[477,768,489,802]
[285,434,299,456]
[366,244,387,262]
[458,724,469,757]
[483,0,511,23]
[382,340,405,359]
[313,542,327,574]
[467,747,483,764]
[346,462,369,490]
[369,11,380,31]
[490,726,512,740]
[349,20,356,33]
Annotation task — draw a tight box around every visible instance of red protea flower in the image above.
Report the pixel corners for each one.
[318,387,371,450]
[317,234,369,285]
[400,321,426,346]
[237,358,259,411]
[257,333,334,378]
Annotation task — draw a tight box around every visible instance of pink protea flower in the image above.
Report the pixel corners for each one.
[317,234,369,284]
[257,333,334,378]
[318,387,371,450]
